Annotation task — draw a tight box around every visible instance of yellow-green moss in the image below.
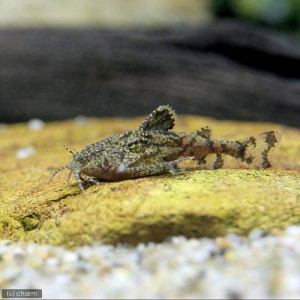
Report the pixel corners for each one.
[0,116,299,248]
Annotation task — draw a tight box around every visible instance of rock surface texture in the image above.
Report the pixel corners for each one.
[0,115,299,248]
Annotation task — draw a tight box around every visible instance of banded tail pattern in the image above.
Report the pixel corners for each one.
[238,131,281,169]
[211,131,281,169]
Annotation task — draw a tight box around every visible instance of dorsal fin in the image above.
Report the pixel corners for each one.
[139,105,176,131]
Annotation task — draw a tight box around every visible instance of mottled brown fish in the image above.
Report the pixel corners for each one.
[49,105,280,192]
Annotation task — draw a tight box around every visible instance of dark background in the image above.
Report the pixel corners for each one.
[0,0,300,127]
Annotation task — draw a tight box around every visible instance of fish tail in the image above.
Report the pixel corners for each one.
[237,131,281,169]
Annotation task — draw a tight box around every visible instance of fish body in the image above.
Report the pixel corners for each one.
[50,105,280,192]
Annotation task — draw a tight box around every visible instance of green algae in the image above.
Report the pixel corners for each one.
[21,213,40,231]
[0,116,299,248]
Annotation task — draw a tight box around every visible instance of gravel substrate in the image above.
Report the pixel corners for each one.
[1,226,300,299]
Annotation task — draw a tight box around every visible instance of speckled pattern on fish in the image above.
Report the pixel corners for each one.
[49,105,280,192]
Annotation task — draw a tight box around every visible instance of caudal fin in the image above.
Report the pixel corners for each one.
[238,131,281,169]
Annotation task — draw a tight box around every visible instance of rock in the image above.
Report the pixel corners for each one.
[0,115,299,248]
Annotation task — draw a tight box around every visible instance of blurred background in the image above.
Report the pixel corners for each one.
[1,0,300,30]
[0,0,299,126]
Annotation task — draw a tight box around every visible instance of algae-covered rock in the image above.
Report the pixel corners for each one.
[0,116,299,248]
